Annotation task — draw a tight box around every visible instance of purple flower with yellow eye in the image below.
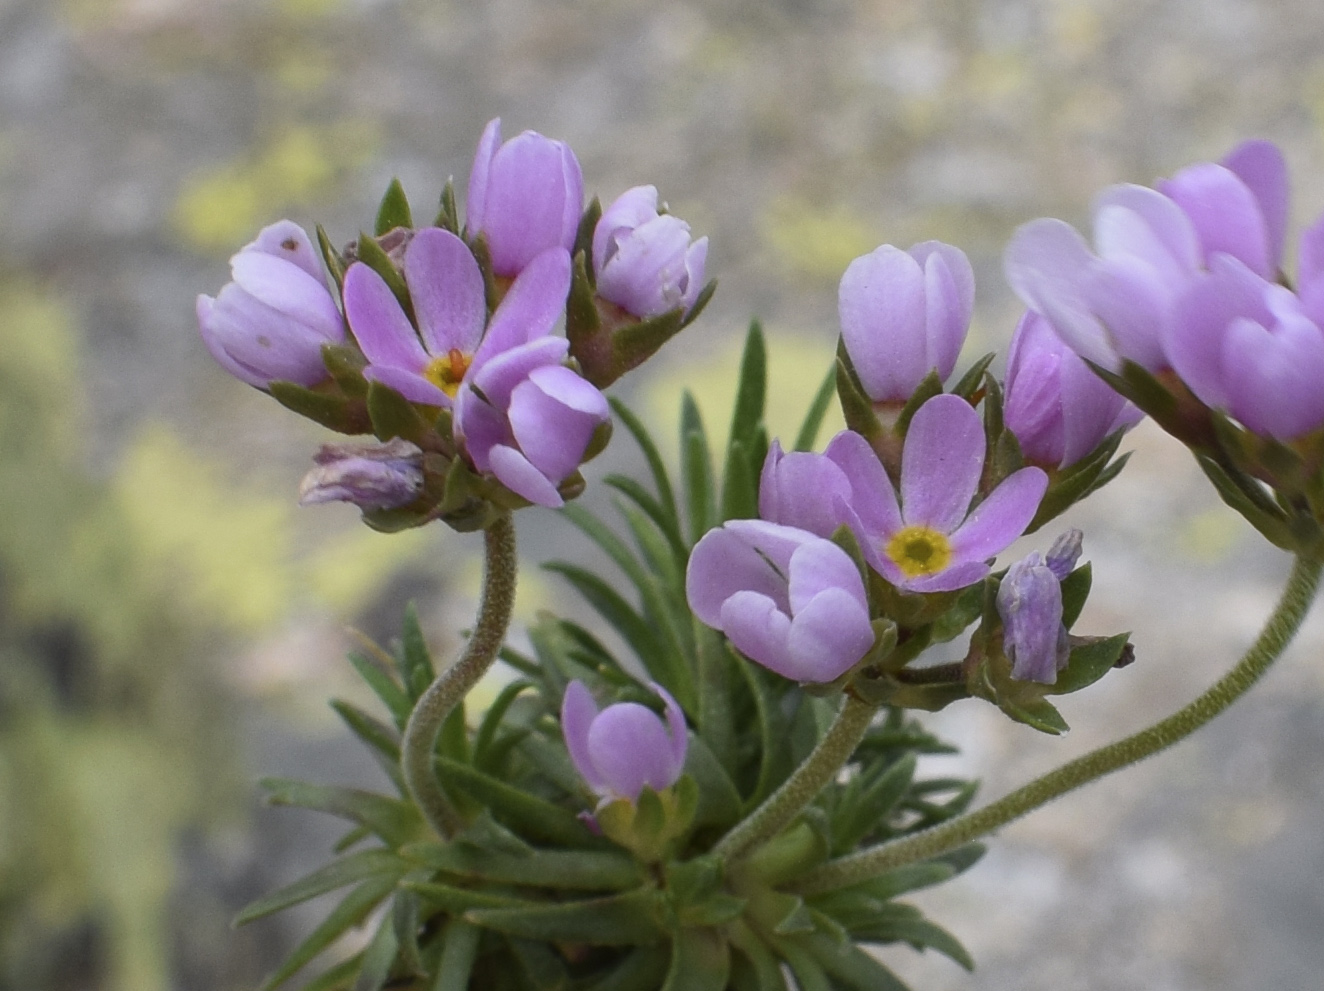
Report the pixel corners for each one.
[831,395,1048,593]
[343,228,571,408]
[561,680,687,805]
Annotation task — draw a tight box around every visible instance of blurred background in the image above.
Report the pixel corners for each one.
[3,0,1324,988]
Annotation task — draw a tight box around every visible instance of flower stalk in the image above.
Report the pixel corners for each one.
[401,512,518,839]
[714,693,877,862]
[794,553,1322,895]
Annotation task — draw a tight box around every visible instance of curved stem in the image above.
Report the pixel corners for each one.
[714,694,876,862]
[796,554,1321,895]
[401,513,518,839]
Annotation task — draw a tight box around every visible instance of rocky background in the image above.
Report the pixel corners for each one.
[2,0,1324,989]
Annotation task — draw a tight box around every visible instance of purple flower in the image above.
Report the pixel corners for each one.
[758,434,865,538]
[1158,140,1288,280]
[1004,184,1202,372]
[467,118,583,277]
[686,519,875,683]
[838,241,974,402]
[196,220,345,388]
[297,439,424,510]
[345,229,572,408]
[1166,255,1324,440]
[454,331,610,509]
[561,680,687,803]
[1003,311,1142,469]
[592,185,708,318]
[998,530,1083,684]
[819,396,1047,593]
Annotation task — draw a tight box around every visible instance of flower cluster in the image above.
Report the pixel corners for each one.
[197,119,710,518]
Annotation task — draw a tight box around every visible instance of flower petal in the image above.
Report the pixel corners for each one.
[230,252,343,338]
[405,227,486,356]
[466,118,501,235]
[248,220,326,283]
[786,588,876,682]
[947,466,1048,563]
[899,394,984,532]
[344,263,428,369]
[561,681,605,793]
[1222,140,1289,272]
[838,245,928,401]
[719,591,796,679]
[586,702,680,799]
[488,443,563,507]
[1160,162,1273,278]
[475,247,571,364]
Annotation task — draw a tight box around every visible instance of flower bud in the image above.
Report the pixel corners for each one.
[592,186,708,318]
[686,519,875,683]
[998,550,1070,684]
[1045,528,1083,582]
[1003,311,1141,469]
[196,220,345,388]
[298,439,424,510]
[560,680,687,803]
[838,241,974,402]
[467,118,583,277]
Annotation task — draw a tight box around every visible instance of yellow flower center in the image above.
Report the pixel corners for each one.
[422,348,472,398]
[885,525,953,579]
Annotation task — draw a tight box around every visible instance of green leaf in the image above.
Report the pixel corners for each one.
[728,921,790,991]
[259,876,397,991]
[260,779,423,847]
[722,322,767,513]
[604,475,688,569]
[683,733,743,830]
[473,679,534,771]
[347,649,411,730]
[793,364,838,452]
[405,881,531,914]
[776,938,832,991]
[1047,632,1132,696]
[433,918,481,991]
[733,655,794,809]
[855,915,974,971]
[998,695,1070,735]
[374,178,413,236]
[366,381,433,445]
[580,947,671,991]
[681,392,717,543]
[609,396,679,530]
[1059,562,1092,630]
[353,907,399,991]
[794,933,913,990]
[661,928,730,991]
[435,758,597,848]
[235,848,409,926]
[398,602,436,700]
[466,889,667,946]
[269,382,371,435]
[507,936,570,991]
[299,953,362,991]
[402,843,642,891]
[831,752,916,854]
[330,700,402,787]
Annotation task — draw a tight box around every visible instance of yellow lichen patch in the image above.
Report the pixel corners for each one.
[885,525,953,579]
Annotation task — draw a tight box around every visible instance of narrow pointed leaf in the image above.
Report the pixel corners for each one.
[433,918,480,991]
[466,889,666,945]
[609,396,679,529]
[581,947,671,991]
[347,650,411,729]
[398,602,436,699]
[794,364,838,452]
[660,928,730,991]
[330,700,403,787]
[235,849,408,926]
[260,779,423,847]
[681,392,717,543]
[258,876,398,991]
[436,758,597,847]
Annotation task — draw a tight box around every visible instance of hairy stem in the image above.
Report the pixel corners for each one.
[796,554,1321,895]
[714,694,876,862]
[401,513,517,839]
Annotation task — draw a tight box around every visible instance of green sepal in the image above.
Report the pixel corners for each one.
[834,352,883,446]
[926,580,984,645]
[257,876,398,991]
[1046,632,1133,696]
[895,367,944,435]
[596,779,699,863]
[661,927,730,991]
[1029,430,1128,531]
[950,352,995,403]
[322,343,370,397]
[355,230,414,321]
[465,888,668,946]
[316,224,347,289]
[611,307,687,381]
[400,842,643,891]
[259,779,424,847]
[234,848,409,926]
[433,178,460,234]
[998,694,1070,735]
[680,278,717,329]
[374,178,413,236]
[794,364,838,453]
[435,758,599,847]
[269,381,371,435]
[1195,454,1295,550]
[573,197,603,280]
[366,380,434,445]
[565,250,604,366]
